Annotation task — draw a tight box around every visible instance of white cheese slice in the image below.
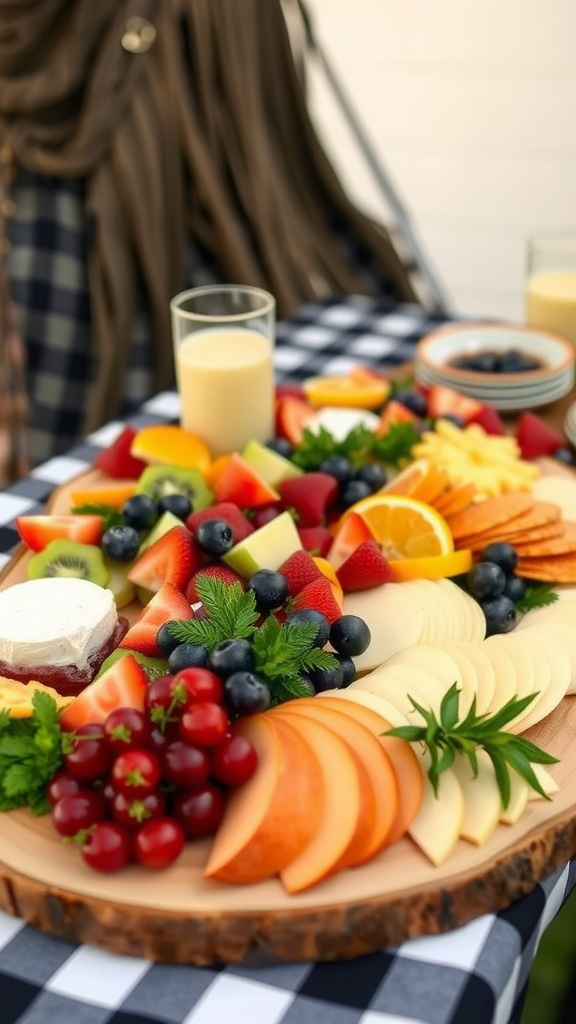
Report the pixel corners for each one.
[343,583,426,673]
[0,578,117,669]
[451,751,502,846]
[305,406,380,442]
[408,750,464,866]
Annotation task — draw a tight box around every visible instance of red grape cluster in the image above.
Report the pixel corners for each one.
[48,667,258,873]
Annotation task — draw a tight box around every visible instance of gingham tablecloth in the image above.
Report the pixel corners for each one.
[1,296,575,1024]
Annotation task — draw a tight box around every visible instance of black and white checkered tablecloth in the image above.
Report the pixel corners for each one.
[1,296,575,1024]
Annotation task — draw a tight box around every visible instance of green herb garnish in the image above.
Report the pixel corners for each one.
[384,683,558,808]
[515,583,559,614]
[165,576,338,704]
[0,691,64,815]
[291,420,419,472]
[71,503,124,531]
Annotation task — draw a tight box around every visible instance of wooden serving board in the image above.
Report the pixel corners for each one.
[1,467,576,966]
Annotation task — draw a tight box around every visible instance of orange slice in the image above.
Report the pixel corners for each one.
[311,555,344,605]
[131,425,211,474]
[204,454,232,489]
[388,549,473,582]
[381,458,432,498]
[70,481,137,509]
[344,493,454,560]
[302,366,390,410]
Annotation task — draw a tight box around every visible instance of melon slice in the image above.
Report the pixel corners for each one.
[204,714,323,884]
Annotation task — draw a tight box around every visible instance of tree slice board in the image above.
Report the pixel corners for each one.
[0,465,576,966]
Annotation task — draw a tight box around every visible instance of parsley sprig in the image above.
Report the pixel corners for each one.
[515,583,559,614]
[385,684,558,808]
[0,691,64,815]
[71,503,124,531]
[291,421,420,471]
[165,577,338,704]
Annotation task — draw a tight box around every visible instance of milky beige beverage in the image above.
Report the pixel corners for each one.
[526,270,576,347]
[176,328,274,457]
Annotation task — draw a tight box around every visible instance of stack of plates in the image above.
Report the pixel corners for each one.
[415,323,576,412]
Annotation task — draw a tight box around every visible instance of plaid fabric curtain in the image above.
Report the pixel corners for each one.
[0,211,30,483]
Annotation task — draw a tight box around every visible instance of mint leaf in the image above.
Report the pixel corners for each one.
[516,584,559,614]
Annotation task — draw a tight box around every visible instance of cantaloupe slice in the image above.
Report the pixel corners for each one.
[272,701,398,862]
[310,694,424,846]
[130,424,211,474]
[274,715,363,894]
[204,714,323,884]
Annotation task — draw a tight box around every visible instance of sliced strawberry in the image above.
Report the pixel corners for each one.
[278,472,338,527]
[290,576,342,624]
[59,654,148,731]
[93,425,148,479]
[278,549,325,597]
[186,564,246,604]
[327,510,374,569]
[15,514,104,553]
[214,453,280,508]
[119,582,193,656]
[467,404,507,436]
[297,525,334,556]
[127,525,200,593]
[275,382,306,401]
[376,399,419,437]
[426,385,483,423]
[275,394,316,444]
[185,501,254,544]
[336,539,393,592]
[516,411,564,460]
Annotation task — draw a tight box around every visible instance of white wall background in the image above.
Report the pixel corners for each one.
[302,0,576,321]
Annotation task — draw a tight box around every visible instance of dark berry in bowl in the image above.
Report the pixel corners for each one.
[466,561,506,601]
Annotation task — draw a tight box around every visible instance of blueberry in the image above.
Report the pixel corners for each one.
[167,642,209,672]
[355,462,387,492]
[101,525,140,561]
[437,413,466,428]
[394,390,428,417]
[470,353,499,373]
[502,574,527,603]
[247,569,289,612]
[466,561,506,601]
[309,660,349,692]
[340,479,372,508]
[121,494,159,531]
[318,455,354,485]
[224,671,270,715]
[195,518,234,556]
[208,638,255,677]
[156,621,184,658]
[480,542,518,576]
[286,609,330,648]
[157,493,193,520]
[329,614,371,657]
[482,595,518,635]
[334,654,356,687]
[555,447,576,467]
[265,437,294,458]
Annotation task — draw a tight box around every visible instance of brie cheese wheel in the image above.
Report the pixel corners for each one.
[0,578,117,669]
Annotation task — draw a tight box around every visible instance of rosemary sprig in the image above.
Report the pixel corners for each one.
[384,684,558,808]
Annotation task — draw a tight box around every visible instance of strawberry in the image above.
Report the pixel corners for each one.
[327,510,373,569]
[119,582,193,656]
[93,425,148,479]
[336,539,393,592]
[275,382,306,401]
[127,525,200,593]
[278,472,338,527]
[297,525,334,556]
[59,654,149,731]
[278,549,325,597]
[185,501,254,544]
[290,577,342,624]
[426,385,483,423]
[516,411,564,460]
[467,404,506,436]
[275,394,315,444]
[15,514,104,553]
[186,564,246,604]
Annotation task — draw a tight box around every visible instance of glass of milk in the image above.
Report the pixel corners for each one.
[525,232,576,348]
[170,285,276,458]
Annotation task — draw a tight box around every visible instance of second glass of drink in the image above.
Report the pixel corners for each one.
[170,285,276,458]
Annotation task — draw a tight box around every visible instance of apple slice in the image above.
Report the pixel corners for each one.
[311,694,424,846]
[499,772,529,825]
[204,714,323,884]
[223,511,302,577]
[273,700,398,862]
[274,715,363,894]
[408,751,464,866]
[451,751,502,846]
[527,764,559,801]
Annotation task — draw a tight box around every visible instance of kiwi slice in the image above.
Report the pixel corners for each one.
[136,465,213,510]
[28,539,110,587]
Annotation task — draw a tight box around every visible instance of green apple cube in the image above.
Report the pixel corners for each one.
[241,439,303,488]
[222,510,302,577]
